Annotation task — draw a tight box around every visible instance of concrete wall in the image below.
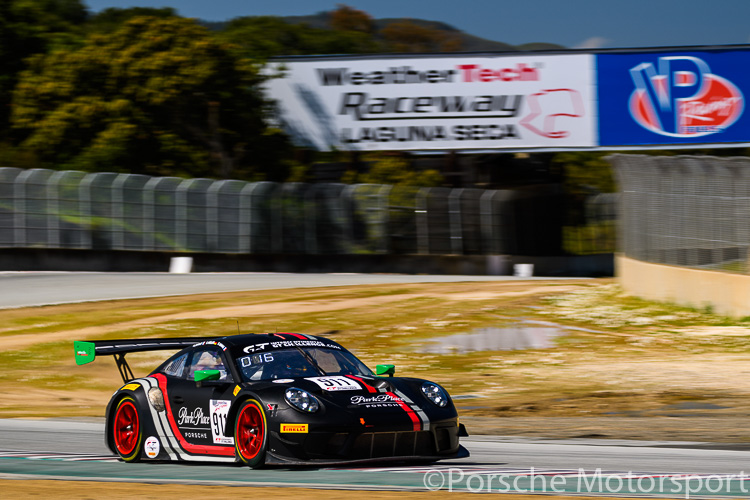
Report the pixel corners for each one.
[617,255,750,317]
[0,248,613,277]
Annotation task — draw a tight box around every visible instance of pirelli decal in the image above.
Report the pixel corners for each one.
[280,423,309,433]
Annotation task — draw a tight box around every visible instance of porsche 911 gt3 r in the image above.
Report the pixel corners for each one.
[74,333,469,467]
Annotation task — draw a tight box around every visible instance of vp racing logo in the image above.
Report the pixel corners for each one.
[629,56,743,137]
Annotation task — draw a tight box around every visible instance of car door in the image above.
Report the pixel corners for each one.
[166,346,236,451]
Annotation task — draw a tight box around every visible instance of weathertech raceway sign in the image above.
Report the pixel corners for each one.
[264,54,597,151]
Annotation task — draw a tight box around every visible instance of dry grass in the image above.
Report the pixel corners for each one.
[2,278,750,441]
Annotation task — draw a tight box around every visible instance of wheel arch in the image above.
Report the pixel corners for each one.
[104,387,151,454]
[226,394,264,438]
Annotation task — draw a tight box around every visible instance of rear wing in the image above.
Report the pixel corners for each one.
[74,337,218,382]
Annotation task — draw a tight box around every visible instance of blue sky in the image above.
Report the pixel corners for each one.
[83,0,750,50]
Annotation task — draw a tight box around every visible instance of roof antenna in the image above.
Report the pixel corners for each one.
[236,320,241,335]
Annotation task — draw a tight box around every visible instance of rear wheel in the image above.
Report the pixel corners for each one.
[112,396,142,462]
[234,399,266,468]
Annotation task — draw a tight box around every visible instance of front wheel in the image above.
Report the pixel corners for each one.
[112,396,143,462]
[234,399,267,468]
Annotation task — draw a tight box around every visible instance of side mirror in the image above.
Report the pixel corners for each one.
[194,369,222,383]
[376,364,396,377]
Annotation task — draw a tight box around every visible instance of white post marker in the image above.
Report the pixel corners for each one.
[514,263,534,277]
[169,256,193,274]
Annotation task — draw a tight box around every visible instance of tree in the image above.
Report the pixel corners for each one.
[86,7,178,33]
[551,152,616,197]
[551,152,616,229]
[217,16,380,61]
[343,153,443,187]
[380,20,462,53]
[12,16,288,179]
[0,0,88,135]
[329,4,374,33]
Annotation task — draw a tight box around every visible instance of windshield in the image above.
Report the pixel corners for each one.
[236,347,372,382]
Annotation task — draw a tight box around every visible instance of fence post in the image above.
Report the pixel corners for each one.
[480,190,497,255]
[175,179,190,251]
[207,180,222,252]
[239,182,255,254]
[0,168,21,248]
[449,188,463,255]
[47,171,65,248]
[416,187,430,254]
[305,184,318,255]
[268,183,282,254]
[341,184,357,254]
[111,174,128,250]
[378,184,391,254]
[13,170,31,248]
[142,177,158,251]
[78,174,94,249]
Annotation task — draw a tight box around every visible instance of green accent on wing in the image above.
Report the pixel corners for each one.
[74,341,96,365]
[376,364,395,377]
[194,369,222,382]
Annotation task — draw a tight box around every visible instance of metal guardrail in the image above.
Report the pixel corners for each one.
[0,167,614,256]
[610,154,750,271]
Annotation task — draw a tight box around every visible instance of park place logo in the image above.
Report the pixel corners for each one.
[629,56,744,138]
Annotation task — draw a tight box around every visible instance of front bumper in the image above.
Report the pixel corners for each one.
[267,418,464,463]
[266,444,470,466]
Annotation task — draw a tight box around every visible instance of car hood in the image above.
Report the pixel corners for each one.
[276,375,426,413]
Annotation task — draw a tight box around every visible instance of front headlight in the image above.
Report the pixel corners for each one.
[285,388,320,413]
[421,382,449,407]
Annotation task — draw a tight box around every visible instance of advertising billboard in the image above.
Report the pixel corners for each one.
[597,50,748,147]
[264,54,597,151]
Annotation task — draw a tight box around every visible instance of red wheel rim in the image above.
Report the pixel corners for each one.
[114,400,139,456]
[236,404,264,460]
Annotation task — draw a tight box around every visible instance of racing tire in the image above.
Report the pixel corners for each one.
[112,396,143,462]
[234,399,267,468]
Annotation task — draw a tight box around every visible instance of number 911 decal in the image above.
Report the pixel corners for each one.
[210,399,234,445]
[305,376,361,391]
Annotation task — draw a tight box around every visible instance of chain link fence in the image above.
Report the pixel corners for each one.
[562,193,619,255]
[0,167,613,257]
[610,154,750,272]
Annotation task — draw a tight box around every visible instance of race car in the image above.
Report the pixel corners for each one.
[74,332,469,467]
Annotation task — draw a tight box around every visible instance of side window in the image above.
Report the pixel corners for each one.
[187,348,229,381]
[162,353,188,378]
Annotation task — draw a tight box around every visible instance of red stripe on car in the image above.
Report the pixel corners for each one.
[386,391,421,432]
[274,332,307,340]
[345,375,377,393]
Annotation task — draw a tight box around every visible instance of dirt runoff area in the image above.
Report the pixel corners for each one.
[4,278,750,444]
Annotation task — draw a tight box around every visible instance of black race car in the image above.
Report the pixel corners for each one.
[74,332,469,467]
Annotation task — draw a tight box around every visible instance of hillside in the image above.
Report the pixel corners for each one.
[204,12,564,53]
